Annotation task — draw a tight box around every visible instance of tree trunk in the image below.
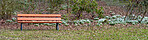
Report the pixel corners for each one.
[92,12,95,19]
[77,11,82,19]
[124,1,132,20]
[140,10,147,23]
[67,0,69,14]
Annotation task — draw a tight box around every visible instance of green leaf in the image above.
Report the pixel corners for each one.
[86,20,91,23]
[109,22,116,25]
[96,23,103,26]
[105,16,109,19]
[97,19,107,23]
[6,20,13,23]
[112,15,121,19]
[79,21,84,24]
[34,24,39,26]
[111,13,116,16]
[94,18,99,20]
[75,23,78,26]
[109,11,113,13]
[12,17,16,22]
[90,20,93,22]
[47,8,51,10]
[62,21,67,24]
[126,20,138,24]
[65,23,69,26]
[59,23,62,25]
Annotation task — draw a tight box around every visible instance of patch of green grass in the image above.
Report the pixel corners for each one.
[0,26,147,40]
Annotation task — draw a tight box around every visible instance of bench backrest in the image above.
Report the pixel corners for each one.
[17,14,62,23]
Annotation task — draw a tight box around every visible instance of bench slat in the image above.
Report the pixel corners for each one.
[18,18,61,21]
[18,21,62,23]
[17,14,61,17]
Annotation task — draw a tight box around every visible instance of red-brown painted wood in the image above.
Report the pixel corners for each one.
[17,18,61,21]
[17,14,61,17]
[18,21,62,23]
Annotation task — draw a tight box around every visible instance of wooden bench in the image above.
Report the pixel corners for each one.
[17,14,62,30]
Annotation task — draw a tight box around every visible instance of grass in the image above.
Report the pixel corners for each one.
[0,26,147,40]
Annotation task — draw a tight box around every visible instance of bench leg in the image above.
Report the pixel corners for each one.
[20,23,23,31]
[56,23,59,30]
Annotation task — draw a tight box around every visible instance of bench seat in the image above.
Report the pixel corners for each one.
[18,21,62,23]
[17,14,62,30]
